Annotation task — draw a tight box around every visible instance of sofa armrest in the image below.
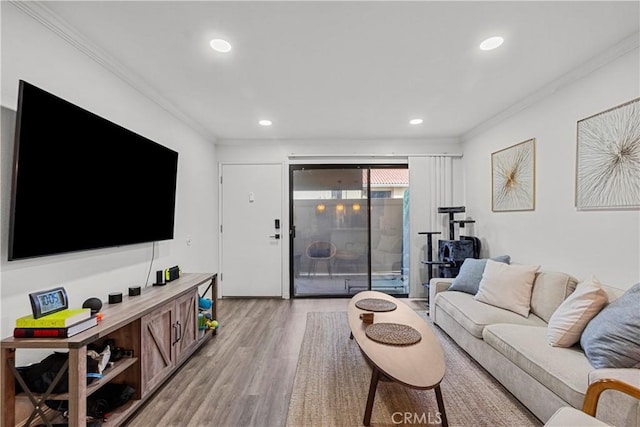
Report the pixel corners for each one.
[587,369,640,426]
[583,378,640,416]
[429,278,454,321]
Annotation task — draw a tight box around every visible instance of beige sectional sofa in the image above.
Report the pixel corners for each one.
[429,271,640,426]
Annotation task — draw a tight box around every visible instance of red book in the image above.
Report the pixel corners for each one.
[13,316,98,338]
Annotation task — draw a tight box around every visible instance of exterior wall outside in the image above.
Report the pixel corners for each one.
[461,48,640,289]
[0,4,218,363]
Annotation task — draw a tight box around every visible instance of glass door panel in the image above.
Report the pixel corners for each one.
[368,168,409,295]
[291,167,368,296]
[291,165,409,297]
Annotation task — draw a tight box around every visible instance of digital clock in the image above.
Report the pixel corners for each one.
[29,287,69,318]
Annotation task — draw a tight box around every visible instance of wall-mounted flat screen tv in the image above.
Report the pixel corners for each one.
[8,80,179,261]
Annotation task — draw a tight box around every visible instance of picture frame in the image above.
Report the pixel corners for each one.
[575,98,640,209]
[491,138,536,212]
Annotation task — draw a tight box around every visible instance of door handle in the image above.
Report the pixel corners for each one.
[269,234,281,239]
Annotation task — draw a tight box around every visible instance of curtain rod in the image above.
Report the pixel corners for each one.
[287,153,463,159]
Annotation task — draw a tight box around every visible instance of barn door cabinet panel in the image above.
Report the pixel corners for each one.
[175,290,199,363]
[141,288,200,395]
[141,303,175,395]
[1,273,217,427]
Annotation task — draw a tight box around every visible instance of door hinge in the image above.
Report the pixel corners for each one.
[220,176,223,184]
[220,225,223,233]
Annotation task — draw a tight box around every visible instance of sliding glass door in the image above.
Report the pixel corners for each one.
[290,165,408,297]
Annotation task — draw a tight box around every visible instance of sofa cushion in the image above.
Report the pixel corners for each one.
[474,260,540,317]
[530,271,578,323]
[580,283,640,369]
[483,324,592,408]
[447,255,511,295]
[545,407,609,427]
[546,277,608,347]
[435,291,546,339]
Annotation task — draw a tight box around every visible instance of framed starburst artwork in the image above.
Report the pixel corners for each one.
[492,139,535,212]
[576,98,640,209]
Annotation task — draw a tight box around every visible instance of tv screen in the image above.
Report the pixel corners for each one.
[9,80,179,261]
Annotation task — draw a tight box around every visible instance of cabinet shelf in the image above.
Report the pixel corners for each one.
[46,357,138,400]
[102,399,140,425]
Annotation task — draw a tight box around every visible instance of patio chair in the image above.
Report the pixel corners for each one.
[306,241,336,278]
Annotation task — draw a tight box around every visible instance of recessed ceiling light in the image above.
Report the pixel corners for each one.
[259,119,272,126]
[210,39,232,53]
[409,118,423,125]
[479,36,504,51]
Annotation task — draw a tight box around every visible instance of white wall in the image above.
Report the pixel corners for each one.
[217,140,464,297]
[0,4,218,362]
[462,49,640,289]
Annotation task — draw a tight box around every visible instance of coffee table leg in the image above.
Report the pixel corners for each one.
[363,366,380,426]
[434,384,448,427]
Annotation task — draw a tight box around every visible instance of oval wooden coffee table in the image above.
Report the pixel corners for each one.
[348,291,448,426]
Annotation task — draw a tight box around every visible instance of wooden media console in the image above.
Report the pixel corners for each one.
[1,273,217,427]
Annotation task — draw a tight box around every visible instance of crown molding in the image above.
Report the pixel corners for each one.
[10,1,217,143]
[462,32,640,142]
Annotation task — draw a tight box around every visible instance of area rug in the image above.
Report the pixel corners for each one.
[286,311,542,427]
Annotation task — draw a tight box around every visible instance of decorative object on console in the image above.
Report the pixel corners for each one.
[447,255,511,295]
[198,297,212,310]
[13,316,98,338]
[492,138,535,212]
[474,260,540,317]
[16,308,90,328]
[28,287,68,319]
[546,277,608,347]
[165,265,181,282]
[575,97,640,209]
[154,270,166,286]
[580,282,640,369]
[108,292,123,304]
[83,297,103,315]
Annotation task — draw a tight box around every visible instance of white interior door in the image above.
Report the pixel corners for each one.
[220,163,283,297]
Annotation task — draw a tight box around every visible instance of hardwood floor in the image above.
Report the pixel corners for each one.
[125,297,426,427]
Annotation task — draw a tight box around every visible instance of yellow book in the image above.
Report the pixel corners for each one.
[15,308,91,328]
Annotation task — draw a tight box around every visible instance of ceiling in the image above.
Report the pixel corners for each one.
[36,1,640,142]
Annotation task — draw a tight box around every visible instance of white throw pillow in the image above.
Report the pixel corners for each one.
[474,259,540,317]
[546,277,609,347]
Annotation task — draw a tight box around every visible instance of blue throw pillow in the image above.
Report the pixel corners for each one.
[447,255,511,295]
[580,283,640,369]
